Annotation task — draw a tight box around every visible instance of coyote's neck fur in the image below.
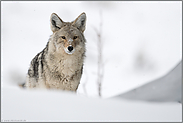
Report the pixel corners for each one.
[47,35,84,76]
[25,12,86,91]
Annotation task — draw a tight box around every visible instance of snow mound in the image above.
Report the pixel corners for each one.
[1,87,182,122]
[115,61,182,103]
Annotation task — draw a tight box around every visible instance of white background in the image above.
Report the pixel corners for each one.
[1,1,182,121]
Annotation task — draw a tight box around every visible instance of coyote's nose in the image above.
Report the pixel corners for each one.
[68,46,73,52]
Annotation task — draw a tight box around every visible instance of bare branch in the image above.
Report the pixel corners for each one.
[93,11,104,97]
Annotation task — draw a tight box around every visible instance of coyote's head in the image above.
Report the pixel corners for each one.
[50,12,86,55]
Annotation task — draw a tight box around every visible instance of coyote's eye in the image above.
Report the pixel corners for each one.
[73,36,78,40]
[61,36,66,39]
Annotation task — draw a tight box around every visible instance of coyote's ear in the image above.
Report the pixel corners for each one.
[72,12,86,33]
[50,13,63,32]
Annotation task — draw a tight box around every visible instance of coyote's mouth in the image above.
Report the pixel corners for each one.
[64,45,75,55]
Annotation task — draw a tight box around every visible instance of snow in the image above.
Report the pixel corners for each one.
[1,87,182,122]
[115,61,182,103]
[1,1,182,121]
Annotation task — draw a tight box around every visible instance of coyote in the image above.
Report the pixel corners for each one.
[24,12,86,91]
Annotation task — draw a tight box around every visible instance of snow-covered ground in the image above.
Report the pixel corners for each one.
[1,1,182,121]
[116,61,182,103]
[2,87,182,122]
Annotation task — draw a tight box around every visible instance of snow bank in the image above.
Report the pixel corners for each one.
[116,61,182,103]
[1,87,182,122]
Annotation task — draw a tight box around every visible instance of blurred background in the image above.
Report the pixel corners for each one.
[1,1,182,98]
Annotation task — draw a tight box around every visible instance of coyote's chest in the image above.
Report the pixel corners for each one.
[45,53,83,91]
